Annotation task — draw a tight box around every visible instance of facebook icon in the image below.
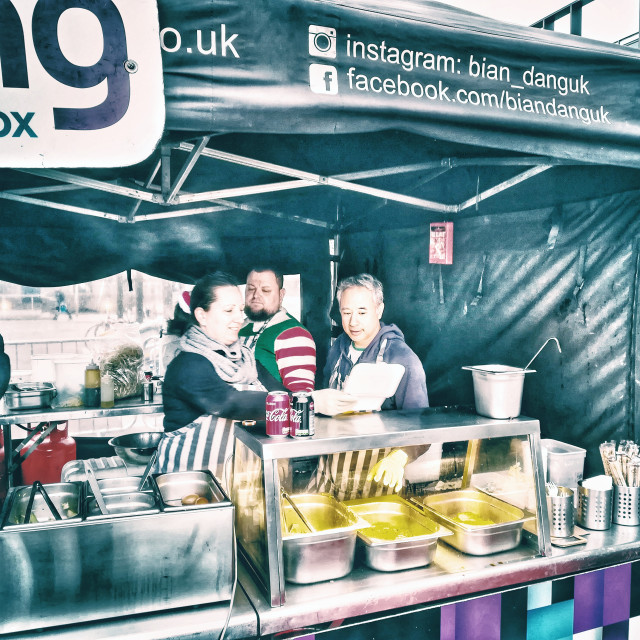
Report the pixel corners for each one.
[309,64,338,94]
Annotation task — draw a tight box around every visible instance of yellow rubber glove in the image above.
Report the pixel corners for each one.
[367,449,409,493]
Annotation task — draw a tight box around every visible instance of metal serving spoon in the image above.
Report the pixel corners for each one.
[523,337,562,371]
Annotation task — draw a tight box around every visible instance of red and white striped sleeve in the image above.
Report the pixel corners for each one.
[274,326,317,392]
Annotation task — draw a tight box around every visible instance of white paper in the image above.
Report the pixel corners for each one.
[342,362,405,412]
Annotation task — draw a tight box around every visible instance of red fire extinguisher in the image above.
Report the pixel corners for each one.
[21,422,76,485]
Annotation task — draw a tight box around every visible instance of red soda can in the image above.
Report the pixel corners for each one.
[266,391,290,438]
[290,392,315,437]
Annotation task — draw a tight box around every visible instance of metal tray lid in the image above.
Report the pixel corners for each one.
[5,382,56,397]
[462,365,535,375]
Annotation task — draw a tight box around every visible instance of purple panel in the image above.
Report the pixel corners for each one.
[574,569,604,633]
[455,594,501,640]
[441,603,456,640]
[603,564,631,626]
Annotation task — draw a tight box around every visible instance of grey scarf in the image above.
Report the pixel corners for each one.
[179,325,266,391]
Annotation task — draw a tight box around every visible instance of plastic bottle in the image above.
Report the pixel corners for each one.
[21,422,77,485]
[100,374,115,408]
[84,361,101,407]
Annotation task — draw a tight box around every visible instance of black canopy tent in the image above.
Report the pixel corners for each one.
[1,0,640,473]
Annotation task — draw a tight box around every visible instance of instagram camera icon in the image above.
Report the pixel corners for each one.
[309,25,336,58]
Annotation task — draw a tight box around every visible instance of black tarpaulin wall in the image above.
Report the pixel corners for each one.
[161,0,640,167]
[338,188,640,476]
[0,0,640,467]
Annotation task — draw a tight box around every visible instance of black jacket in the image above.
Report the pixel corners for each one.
[162,351,283,431]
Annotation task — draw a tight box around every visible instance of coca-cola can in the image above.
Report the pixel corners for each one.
[290,392,315,437]
[266,391,290,438]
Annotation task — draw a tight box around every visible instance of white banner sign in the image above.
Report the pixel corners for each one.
[0,0,165,168]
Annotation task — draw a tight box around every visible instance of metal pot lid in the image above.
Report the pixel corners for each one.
[6,382,56,395]
[462,365,535,375]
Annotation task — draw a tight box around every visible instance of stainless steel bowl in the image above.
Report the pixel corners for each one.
[108,432,163,465]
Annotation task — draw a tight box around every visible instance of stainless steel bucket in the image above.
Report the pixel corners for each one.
[613,485,640,526]
[577,482,613,530]
[547,487,575,537]
[462,365,534,419]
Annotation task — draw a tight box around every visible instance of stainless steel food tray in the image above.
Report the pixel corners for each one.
[4,382,57,411]
[345,495,451,572]
[86,475,150,495]
[421,488,527,555]
[86,491,159,518]
[154,470,229,510]
[3,482,82,527]
[281,493,367,584]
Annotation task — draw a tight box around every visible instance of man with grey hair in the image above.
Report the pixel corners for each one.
[315,273,429,498]
[324,273,428,409]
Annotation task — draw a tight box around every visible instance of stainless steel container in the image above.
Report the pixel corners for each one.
[87,475,148,495]
[422,488,527,555]
[345,495,451,572]
[0,475,235,634]
[281,493,365,584]
[613,485,640,526]
[547,486,575,537]
[86,491,159,517]
[577,481,613,530]
[154,470,228,509]
[4,382,57,411]
[462,365,534,419]
[3,482,82,526]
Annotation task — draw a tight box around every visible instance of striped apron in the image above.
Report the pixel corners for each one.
[314,340,400,501]
[310,446,397,502]
[151,415,236,492]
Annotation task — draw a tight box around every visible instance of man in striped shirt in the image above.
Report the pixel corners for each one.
[239,267,316,392]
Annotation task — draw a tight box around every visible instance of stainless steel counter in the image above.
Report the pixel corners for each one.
[0,397,163,425]
[6,523,639,640]
[2,405,637,639]
[235,406,541,460]
[0,582,257,640]
[242,523,640,637]
[0,398,164,491]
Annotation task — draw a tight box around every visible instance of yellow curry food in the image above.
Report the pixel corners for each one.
[450,511,496,526]
[365,522,414,541]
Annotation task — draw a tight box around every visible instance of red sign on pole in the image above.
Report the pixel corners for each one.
[429,222,453,265]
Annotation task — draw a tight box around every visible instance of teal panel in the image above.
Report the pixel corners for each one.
[527,600,574,640]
